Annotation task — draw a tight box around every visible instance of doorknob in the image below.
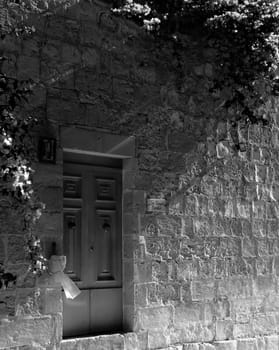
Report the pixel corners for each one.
[90,246,94,252]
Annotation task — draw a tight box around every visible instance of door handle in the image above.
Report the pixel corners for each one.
[90,246,94,252]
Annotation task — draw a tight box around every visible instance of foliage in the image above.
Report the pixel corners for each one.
[0,1,45,275]
[0,0,80,276]
[112,0,279,126]
[0,65,47,274]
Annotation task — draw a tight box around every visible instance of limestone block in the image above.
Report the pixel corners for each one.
[137,331,148,350]
[45,16,67,42]
[198,259,216,279]
[152,260,169,282]
[27,87,47,111]
[236,201,251,219]
[134,261,152,283]
[252,313,278,335]
[252,220,266,238]
[112,78,134,101]
[191,280,215,301]
[214,340,237,350]
[123,332,139,350]
[217,278,253,298]
[255,165,267,183]
[135,67,156,84]
[159,283,180,304]
[213,217,226,236]
[61,334,124,350]
[22,38,40,57]
[215,320,234,341]
[257,256,273,276]
[256,239,269,257]
[170,322,214,344]
[242,163,255,182]
[264,335,279,350]
[183,195,198,216]
[242,238,257,258]
[256,337,266,350]
[82,47,98,67]
[169,194,184,216]
[254,275,276,296]
[174,304,201,328]
[17,56,40,81]
[213,298,230,320]
[252,201,266,219]
[236,338,257,350]
[1,35,21,53]
[200,344,215,350]
[61,44,81,65]
[0,315,55,348]
[196,195,209,216]
[148,329,169,349]
[177,259,198,282]
[147,198,166,213]
[136,306,173,331]
[224,200,235,218]
[135,283,148,307]
[47,97,82,123]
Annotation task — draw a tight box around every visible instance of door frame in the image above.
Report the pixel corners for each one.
[60,127,137,336]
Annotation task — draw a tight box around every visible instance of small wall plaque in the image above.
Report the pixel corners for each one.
[38,137,56,163]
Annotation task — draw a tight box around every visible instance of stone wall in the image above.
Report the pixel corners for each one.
[1,0,279,349]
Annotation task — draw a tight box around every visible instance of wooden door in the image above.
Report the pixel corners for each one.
[62,153,122,337]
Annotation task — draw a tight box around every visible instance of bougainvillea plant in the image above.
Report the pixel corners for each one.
[0,1,81,277]
[0,63,47,274]
[112,0,279,126]
[0,0,80,275]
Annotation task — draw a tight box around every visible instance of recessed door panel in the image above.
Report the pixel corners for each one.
[63,209,82,281]
[90,288,122,333]
[63,156,122,337]
[63,290,90,337]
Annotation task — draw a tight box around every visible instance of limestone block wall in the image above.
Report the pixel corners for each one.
[1,0,279,349]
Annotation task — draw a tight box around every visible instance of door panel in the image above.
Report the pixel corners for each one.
[94,209,121,287]
[63,290,90,337]
[63,209,82,281]
[90,288,122,333]
[63,156,122,337]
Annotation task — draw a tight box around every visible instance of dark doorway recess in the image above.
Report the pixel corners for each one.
[63,152,123,338]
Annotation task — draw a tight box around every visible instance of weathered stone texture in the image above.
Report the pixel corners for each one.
[1,0,279,349]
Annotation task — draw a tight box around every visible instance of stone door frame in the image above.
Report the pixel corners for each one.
[60,126,137,335]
